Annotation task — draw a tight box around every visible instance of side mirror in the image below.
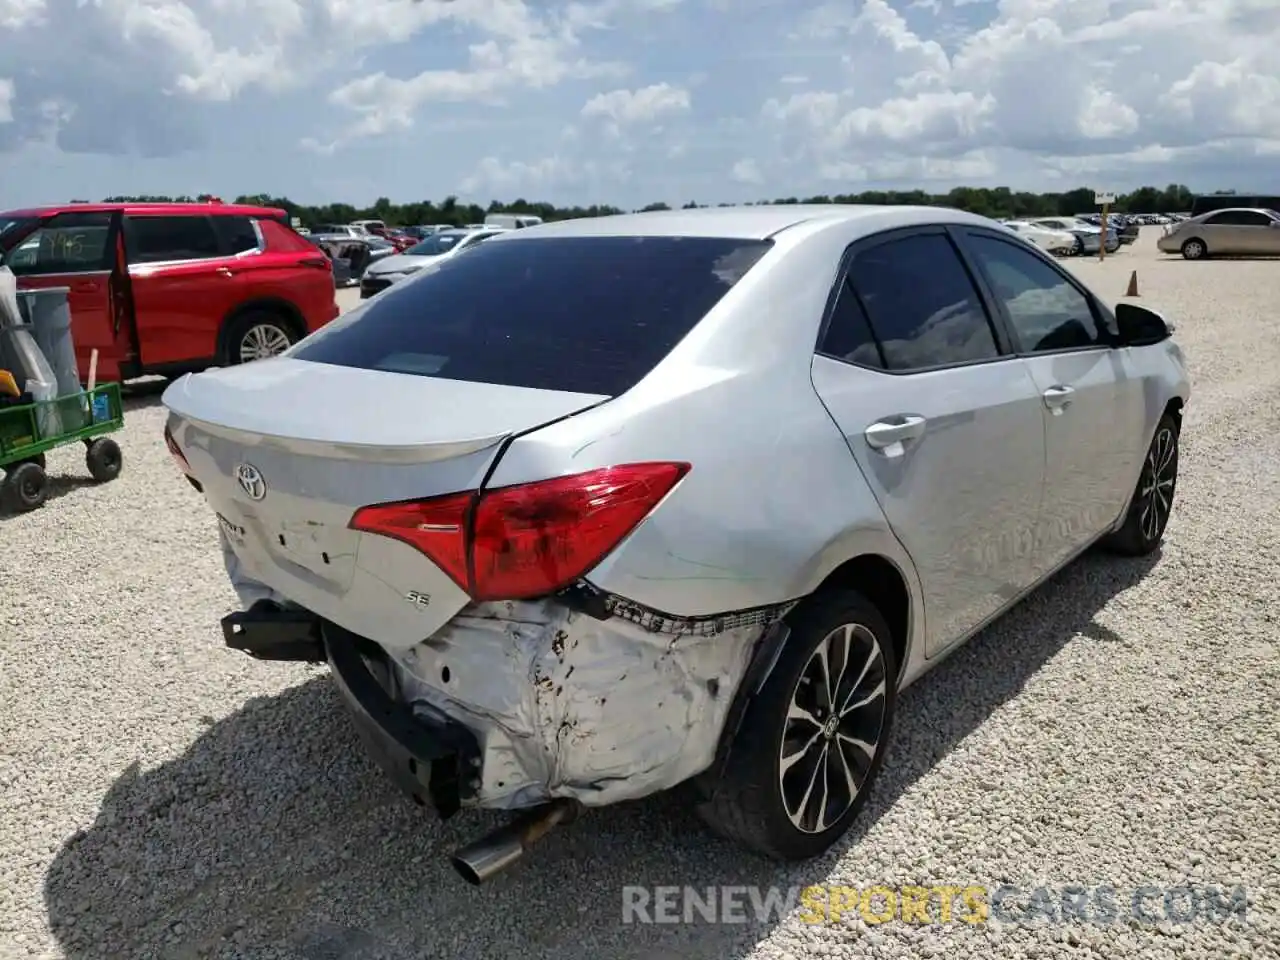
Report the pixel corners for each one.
[1115,302,1173,346]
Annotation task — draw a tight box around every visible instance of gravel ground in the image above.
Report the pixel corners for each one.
[1,228,1278,960]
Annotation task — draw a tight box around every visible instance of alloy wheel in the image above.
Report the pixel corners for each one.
[239,323,293,363]
[1139,427,1177,542]
[779,623,888,834]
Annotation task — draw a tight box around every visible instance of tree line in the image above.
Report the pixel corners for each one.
[96,183,1207,228]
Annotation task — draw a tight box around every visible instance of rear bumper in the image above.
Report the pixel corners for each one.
[359,275,393,298]
[221,606,481,816]
[220,595,772,812]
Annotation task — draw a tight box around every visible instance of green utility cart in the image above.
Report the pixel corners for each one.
[0,382,124,513]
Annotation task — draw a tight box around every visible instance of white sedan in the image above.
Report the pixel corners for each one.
[1001,220,1078,256]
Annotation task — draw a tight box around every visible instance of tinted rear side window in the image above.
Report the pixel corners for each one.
[291,236,772,395]
[213,215,262,254]
[846,233,1000,370]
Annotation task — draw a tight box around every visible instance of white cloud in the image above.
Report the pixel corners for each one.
[0,0,44,29]
[1,0,1280,207]
[730,158,763,184]
[1077,86,1139,140]
[458,153,631,196]
[461,155,577,194]
[581,83,691,126]
[761,0,1280,188]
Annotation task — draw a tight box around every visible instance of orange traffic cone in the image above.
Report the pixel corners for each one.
[1124,270,1140,297]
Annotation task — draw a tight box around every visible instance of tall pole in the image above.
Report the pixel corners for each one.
[1100,202,1109,262]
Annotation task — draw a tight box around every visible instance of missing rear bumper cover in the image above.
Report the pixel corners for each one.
[559,582,795,637]
[219,606,482,816]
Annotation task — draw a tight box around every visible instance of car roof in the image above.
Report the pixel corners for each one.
[1198,207,1274,217]
[0,202,286,219]
[482,204,996,242]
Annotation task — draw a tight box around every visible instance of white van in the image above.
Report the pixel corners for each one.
[483,214,543,229]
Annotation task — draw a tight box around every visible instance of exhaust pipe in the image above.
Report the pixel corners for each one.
[451,798,580,885]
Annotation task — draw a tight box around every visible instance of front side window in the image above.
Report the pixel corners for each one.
[0,211,112,275]
[966,234,1107,353]
[125,215,222,264]
[291,236,772,396]
[844,232,1000,371]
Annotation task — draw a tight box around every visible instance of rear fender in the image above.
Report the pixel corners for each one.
[689,526,924,802]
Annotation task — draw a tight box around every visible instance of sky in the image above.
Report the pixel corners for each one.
[1,0,1278,210]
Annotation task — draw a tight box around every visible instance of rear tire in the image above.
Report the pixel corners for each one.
[223,311,298,365]
[86,437,123,483]
[1102,414,1179,556]
[696,590,897,861]
[3,461,48,512]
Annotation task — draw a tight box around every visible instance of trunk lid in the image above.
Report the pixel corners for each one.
[163,358,607,649]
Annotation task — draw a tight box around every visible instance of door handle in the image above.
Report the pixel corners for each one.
[71,280,101,293]
[216,267,235,278]
[864,415,927,456]
[1042,385,1075,414]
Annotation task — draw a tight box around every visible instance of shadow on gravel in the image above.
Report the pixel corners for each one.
[122,377,170,413]
[44,551,1159,960]
[0,475,97,520]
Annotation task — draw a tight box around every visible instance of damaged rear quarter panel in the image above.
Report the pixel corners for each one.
[388,598,783,809]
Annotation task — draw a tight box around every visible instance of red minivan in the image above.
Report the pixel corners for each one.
[0,201,340,383]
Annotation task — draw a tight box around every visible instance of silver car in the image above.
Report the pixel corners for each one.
[359,228,504,298]
[1156,207,1280,259]
[161,205,1190,883]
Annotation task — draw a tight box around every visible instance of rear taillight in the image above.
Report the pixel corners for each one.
[349,462,690,601]
[164,424,192,475]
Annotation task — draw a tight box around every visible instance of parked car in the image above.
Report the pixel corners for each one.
[1033,218,1119,255]
[311,224,366,238]
[163,204,1188,885]
[1156,207,1280,259]
[359,228,506,298]
[383,231,419,252]
[1110,215,1140,245]
[1000,220,1077,255]
[484,214,544,229]
[0,202,338,381]
[350,219,388,236]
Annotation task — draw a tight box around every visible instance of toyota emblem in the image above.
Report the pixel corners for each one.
[235,463,267,501]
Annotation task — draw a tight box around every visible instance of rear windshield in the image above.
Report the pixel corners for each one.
[290,235,772,396]
[407,233,465,256]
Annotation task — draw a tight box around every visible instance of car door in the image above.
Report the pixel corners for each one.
[809,227,1048,657]
[1261,210,1280,254]
[124,213,240,368]
[1224,209,1279,254]
[3,210,126,382]
[955,227,1147,576]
